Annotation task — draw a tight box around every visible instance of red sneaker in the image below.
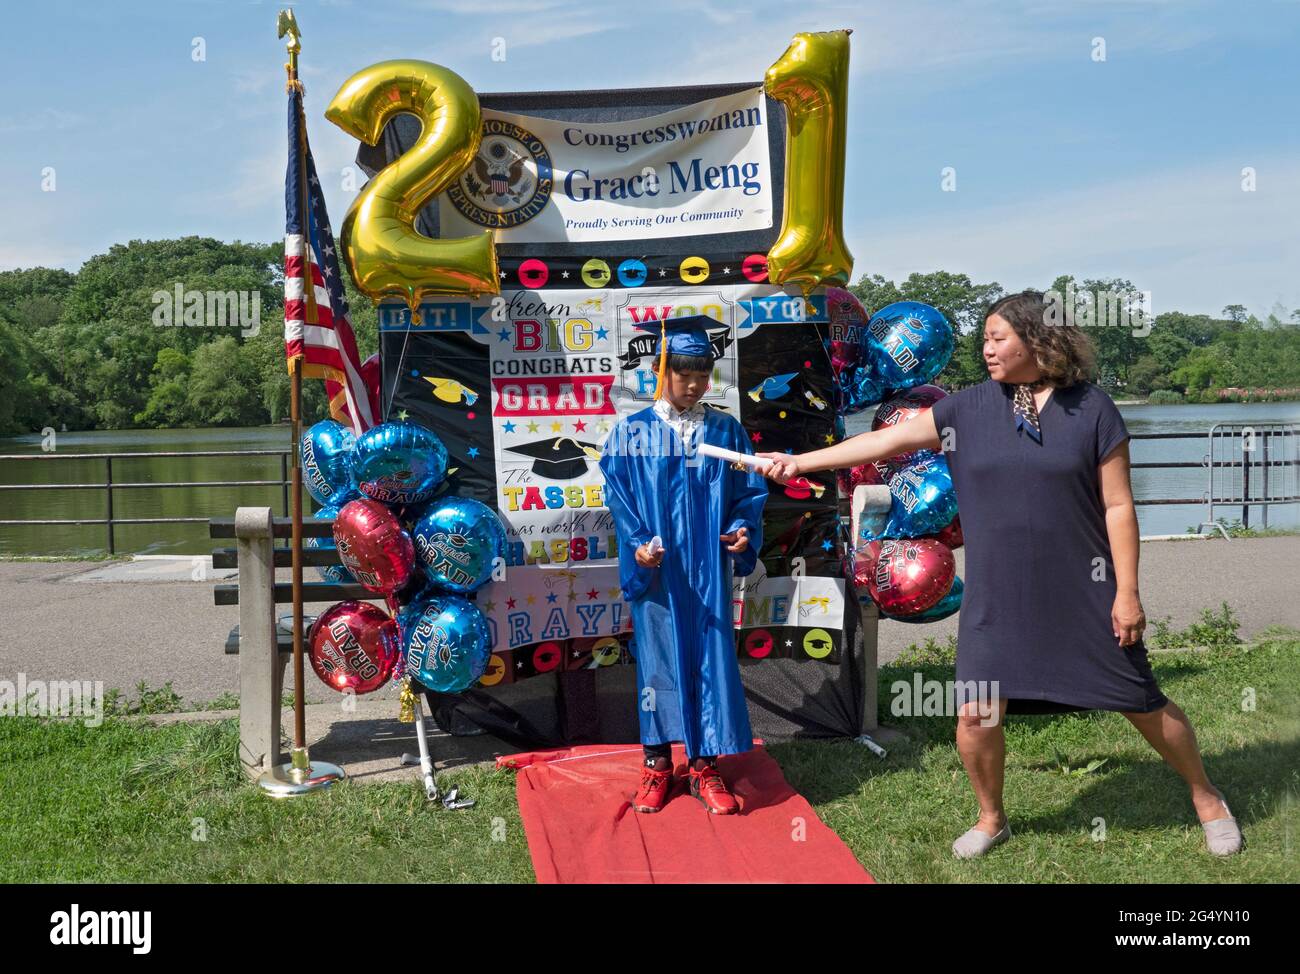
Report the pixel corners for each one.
[687,764,739,815]
[632,766,675,813]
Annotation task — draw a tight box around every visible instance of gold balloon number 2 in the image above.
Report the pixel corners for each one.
[764,30,854,297]
[325,60,500,313]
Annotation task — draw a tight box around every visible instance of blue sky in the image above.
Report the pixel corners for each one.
[2,0,1297,319]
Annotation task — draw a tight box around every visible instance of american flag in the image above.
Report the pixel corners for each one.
[284,86,376,434]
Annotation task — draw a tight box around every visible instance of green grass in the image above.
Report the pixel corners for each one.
[1183,517,1300,539]
[0,718,532,883]
[774,636,1300,883]
[0,552,132,562]
[1,638,1296,883]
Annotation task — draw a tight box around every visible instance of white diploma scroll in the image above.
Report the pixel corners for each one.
[694,442,773,469]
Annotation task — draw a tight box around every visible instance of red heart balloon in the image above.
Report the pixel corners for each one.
[837,459,887,498]
[825,286,868,376]
[333,498,415,595]
[925,514,964,550]
[872,384,948,467]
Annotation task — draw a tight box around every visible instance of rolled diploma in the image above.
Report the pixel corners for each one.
[694,442,773,469]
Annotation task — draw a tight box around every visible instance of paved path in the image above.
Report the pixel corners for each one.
[3,535,1295,707]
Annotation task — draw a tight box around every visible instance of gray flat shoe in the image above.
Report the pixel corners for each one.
[952,823,1011,859]
[1202,789,1243,857]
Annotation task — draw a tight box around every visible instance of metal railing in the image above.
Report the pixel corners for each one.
[1197,423,1300,536]
[2,429,1298,554]
[0,449,291,554]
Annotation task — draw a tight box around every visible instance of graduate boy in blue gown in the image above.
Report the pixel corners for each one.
[598,315,768,814]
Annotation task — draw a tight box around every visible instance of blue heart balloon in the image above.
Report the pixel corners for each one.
[404,594,491,693]
[412,496,506,593]
[861,301,954,395]
[352,420,448,506]
[844,365,891,414]
[300,420,359,506]
[861,450,959,540]
[305,504,355,584]
[884,575,963,622]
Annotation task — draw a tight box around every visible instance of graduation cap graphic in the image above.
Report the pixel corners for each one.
[505,436,601,480]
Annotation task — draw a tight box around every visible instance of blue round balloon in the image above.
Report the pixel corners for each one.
[884,576,963,623]
[352,420,448,506]
[305,504,355,584]
[301,420,359,506]
[412,497,505,593]
[860,301,954,395]
[404,594,491,693]
[861,450,959,540]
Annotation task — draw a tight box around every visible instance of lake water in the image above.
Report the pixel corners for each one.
[2,401,1298,556]
[0,426,297,557]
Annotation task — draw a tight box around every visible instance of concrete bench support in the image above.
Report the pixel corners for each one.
[851,485,891,734]
[235,506,283,777]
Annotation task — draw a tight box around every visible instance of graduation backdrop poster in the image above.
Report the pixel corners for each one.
[375,82,850,685]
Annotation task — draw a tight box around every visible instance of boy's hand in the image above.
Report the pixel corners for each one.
[756,452,798,484]
[635,542,664,568]
[720,526,750,553]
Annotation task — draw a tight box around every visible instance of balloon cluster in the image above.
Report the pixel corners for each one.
[825,300,964,623]
[299,419,502,696]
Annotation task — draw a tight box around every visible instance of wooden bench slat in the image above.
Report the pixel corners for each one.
[211,546,344,570]
[214,581,375,606]
[209,516,334,540]
[225,626,305,655]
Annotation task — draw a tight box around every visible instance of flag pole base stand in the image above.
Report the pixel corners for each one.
[258,746,345,798]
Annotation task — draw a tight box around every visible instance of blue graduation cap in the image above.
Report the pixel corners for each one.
[650,314,722,400]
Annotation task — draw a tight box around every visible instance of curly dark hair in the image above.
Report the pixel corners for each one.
[986,290,1096,387]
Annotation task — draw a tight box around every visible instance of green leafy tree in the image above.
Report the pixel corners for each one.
[185,336,267,427]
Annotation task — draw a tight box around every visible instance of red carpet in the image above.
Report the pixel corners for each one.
[497,742,874,884]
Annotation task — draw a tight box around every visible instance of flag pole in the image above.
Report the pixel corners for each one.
[260,6,345,797]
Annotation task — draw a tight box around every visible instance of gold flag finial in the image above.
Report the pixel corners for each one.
[277,9,302,91]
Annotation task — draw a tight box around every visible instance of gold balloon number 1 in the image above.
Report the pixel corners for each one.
[764,30,854,297]
[325,60,500,313]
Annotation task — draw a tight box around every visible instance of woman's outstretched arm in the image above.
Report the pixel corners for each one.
[1099,439,1145,647]
[756,410,942,482]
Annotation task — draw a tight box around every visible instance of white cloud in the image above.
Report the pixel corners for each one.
[850,155,1300,319]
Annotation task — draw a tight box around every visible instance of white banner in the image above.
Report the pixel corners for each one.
[438,87,774,244]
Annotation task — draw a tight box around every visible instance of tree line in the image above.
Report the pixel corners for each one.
[0,237,1297,437]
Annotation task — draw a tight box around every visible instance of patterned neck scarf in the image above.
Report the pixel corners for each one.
[1012,380,1050,443]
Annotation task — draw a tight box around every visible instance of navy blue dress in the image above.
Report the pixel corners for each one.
[928,380,1167,714]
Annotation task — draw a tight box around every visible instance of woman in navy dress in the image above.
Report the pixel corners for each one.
[759,291,1243,858]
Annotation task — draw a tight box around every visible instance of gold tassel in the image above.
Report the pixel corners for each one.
[652,319,668,401]
[398,678,415,724]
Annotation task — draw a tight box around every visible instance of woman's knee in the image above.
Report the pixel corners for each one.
[1122,699,1175,726]
[957,698,1004,730]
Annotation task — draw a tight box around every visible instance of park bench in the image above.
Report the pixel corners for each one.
[209,507,366,777]
[213,487,892,779]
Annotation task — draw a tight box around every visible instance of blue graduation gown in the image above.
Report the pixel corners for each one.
[598,407,768,757]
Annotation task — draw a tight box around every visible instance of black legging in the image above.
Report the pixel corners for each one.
[644,742,716,766]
